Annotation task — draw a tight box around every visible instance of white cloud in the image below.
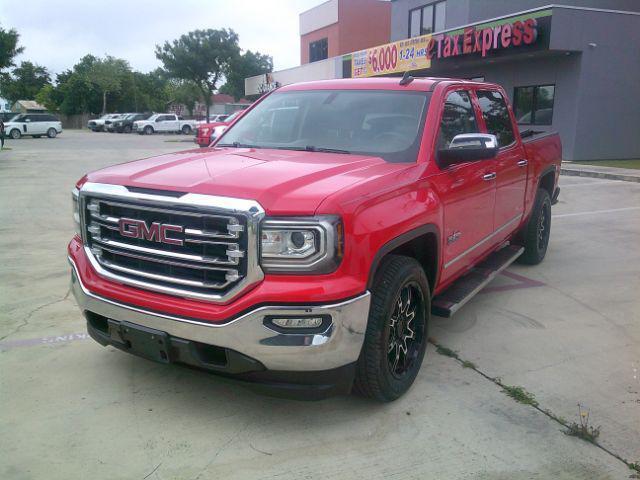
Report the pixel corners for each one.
[0,0,320,76]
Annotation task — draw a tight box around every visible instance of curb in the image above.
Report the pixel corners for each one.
[560,167,640,183]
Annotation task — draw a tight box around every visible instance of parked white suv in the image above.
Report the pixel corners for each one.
[133,114,196,135]
[5,113,63,139]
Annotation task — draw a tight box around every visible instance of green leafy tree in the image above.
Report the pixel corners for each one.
[0,25,24,71]
[165,79,202,116]
[220,50,273,101]
[86,56,130,113]
[0,61,51,103]
[156,29,240,121]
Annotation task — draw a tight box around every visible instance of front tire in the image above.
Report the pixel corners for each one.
[123,125,131,134]
[47,128,57,138]
[516,188,552,265]
[10,129,21,139]
[144,126,153,135]
[354,255,430,402]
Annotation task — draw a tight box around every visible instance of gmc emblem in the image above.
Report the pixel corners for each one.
[118,218,184,246]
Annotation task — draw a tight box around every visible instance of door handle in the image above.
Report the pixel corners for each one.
[517,159,528,167]
[483,173,497,181]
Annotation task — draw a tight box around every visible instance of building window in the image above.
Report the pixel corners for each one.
[477,90,516,148]
[309,38,328,63]
[409,1,446,38]
[513,85,555,125]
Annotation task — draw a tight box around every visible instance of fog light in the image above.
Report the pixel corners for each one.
[264,314,331,333]
[272,317,323,329]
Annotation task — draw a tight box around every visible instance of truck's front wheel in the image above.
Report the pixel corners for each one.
[354,255,429,402]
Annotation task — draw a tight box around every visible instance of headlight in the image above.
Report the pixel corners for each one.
[260,216,343,274]
[72,188,81,236]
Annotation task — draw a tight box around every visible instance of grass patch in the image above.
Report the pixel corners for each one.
[571,159,640,170]
[461,360,476,369]
[500,384,539,407]
[435,344,459,359]
[565,404,601,444]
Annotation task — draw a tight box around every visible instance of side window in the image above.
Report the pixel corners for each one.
[476,90,515,147]
[437,90,479,149]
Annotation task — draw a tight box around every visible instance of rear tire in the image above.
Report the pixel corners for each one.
[47,128,57,138]
[181,125,192,135]
[354,255,430,402]
[516,188,552,265]
[123,125,132,134]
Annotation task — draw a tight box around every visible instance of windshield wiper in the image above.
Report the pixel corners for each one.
[270,145,351,154]
[217,142,259,148]
[304,145,351,154]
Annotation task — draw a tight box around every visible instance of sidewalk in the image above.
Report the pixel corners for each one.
[561,162,640,183]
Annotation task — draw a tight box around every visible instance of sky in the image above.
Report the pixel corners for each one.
[0,0,321,77]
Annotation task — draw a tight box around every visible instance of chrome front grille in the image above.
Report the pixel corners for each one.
[79,183,264,303]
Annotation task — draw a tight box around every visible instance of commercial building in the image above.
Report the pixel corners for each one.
[246,1,640,160]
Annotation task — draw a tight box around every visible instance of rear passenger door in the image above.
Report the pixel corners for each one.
[436,89,497,280]
[476,90,527,233]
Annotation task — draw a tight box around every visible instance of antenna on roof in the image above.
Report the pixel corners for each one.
[399,71,415,86]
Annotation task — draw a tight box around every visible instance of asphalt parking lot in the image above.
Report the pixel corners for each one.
[1,130,638,479]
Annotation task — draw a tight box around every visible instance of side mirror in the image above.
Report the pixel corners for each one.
[438,133,498,167]
[25,118,31,123]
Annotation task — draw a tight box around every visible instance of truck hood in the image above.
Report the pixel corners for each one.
[84,147,409,214]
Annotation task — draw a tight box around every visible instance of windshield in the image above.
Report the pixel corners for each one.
[218,90,430,162]
[8,114,23,122]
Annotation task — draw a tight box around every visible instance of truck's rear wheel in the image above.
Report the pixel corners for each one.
[181,125,192,135]
[516,188,552,265]
[354,255,429,402]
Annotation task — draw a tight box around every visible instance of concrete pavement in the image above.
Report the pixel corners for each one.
[1,131,638,479]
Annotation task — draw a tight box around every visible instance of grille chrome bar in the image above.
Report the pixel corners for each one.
[79,182,265,303]
[91,237,240,266]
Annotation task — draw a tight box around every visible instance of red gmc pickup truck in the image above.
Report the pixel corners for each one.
[69,77,561,401]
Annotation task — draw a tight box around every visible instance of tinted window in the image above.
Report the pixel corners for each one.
[437,90,479,149]
[309,38,328,63]
[514,85,555,125]
[219,89,431,163]
[477,90,515,147]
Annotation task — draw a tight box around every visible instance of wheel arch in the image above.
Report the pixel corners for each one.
[538,165,556,198]
[367,224,440,293]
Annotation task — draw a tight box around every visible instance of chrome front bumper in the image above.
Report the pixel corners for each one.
[70,259,371,371]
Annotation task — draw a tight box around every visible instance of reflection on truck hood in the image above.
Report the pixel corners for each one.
[85,147,410,214]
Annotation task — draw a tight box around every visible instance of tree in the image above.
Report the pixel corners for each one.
[220,50,272,101]
[0,61,51,103]
[165,79,202,116]
[86,56,130,113]
[156,29,240,121]
[0,25,24,71]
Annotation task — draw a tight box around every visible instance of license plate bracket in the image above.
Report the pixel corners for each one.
[119,322,171,364]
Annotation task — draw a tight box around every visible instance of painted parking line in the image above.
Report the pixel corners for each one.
[553,206,640,219]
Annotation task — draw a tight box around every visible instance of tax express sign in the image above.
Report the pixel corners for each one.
[351,10,551,78]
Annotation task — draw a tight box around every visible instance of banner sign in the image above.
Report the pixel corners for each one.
[351,10,551,78]
[352,35,432,78]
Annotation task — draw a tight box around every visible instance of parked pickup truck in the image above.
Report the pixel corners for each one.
[69,77,561,401]
[194,109,244,148]
[133,113,196,135]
